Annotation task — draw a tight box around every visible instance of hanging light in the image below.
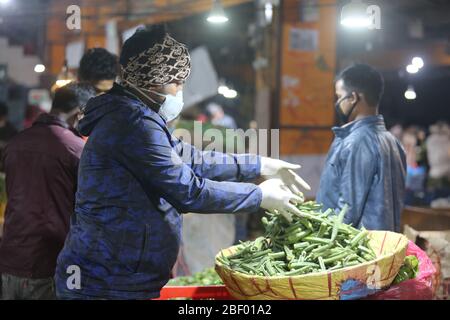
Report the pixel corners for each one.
[404,85,417,100]
[55,79,73,87]
[223,89,237,99]
[406,64,419,74]
[217,84,238,99]
[218,85,228,95]
[264,3,273,24]
[34,64,46,73]
[55,60,75,88]
[207,0,229,24]
[412,57,424,69]
[340,0,371,28]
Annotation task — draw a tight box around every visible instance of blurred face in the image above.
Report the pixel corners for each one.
[214,109,224,120]
[335,79,359,123]
[162,82,184,95]
[57,106,81,128]
[67,110,81,128]
[148,81,184,104]
[417,130,426,142]
[94,80,115,94]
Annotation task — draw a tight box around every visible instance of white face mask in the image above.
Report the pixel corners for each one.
[151,90,184,122]
[123,79,184,122]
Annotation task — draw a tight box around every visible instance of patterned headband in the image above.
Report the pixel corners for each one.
[121,34,191,87]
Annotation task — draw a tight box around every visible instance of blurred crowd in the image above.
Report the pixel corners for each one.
[390,122,450,207]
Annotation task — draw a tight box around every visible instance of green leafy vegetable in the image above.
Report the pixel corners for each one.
[167,268,223,286]
[393,255,419,284]
[218,201,377,276]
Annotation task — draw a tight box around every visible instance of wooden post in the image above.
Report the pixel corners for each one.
[277,0,337,156]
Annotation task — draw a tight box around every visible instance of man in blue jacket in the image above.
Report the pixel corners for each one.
[55,25,310,300]
[316,64,406,232]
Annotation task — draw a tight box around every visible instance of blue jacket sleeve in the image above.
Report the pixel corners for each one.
[172,137,261,182]
[337,139,378,228]
[117,117,262,214]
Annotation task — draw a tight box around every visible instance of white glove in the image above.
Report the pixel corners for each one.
[260,157,311,195]
[259,179,303,223]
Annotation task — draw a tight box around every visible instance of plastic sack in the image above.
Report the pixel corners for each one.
[365,241,436,300]
[404,226,450,299]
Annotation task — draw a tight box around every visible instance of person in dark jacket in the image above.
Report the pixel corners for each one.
[78,48,119,94]
[0,83,96,299]
[55,25,311,300]
[316,64,406,232]
[0,102,18,172]
[0,102,18,146]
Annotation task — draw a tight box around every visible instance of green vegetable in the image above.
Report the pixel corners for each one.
[269,251,286,260]
[284,245,295,262]
[218,200,377,277]
[167,268,223,286]
[318,257,326,271]
[393,255,419,284]
[317,222,329,238]
[303,236,332,245]
[350,229,369,249]
[293,242,309,250]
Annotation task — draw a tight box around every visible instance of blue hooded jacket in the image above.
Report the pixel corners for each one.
[55,84,262,299]
[316,115,406,232]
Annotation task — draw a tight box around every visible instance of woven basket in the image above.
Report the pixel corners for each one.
[215,231,409,300]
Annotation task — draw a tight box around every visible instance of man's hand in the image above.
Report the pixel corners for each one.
[259,179,303,223]
[260,157,311,195]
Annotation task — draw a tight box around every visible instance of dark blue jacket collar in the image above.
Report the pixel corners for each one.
[112,83,167,126]
[77,83,167,136]
[332,115,385,139]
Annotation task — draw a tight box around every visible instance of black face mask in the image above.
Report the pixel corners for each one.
[334,94,359,124]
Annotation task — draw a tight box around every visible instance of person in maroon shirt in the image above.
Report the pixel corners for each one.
[0,83,96,300]
[0,102,18,172]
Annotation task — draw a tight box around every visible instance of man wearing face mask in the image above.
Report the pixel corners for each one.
[316,64,406,232]
[54,25,310,300]
[0,83,95,300]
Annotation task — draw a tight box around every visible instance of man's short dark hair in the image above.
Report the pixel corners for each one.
[78,48,119,82]
[52,82,96,113]
[0,101,8,118]
[336,63,384,107]
[120,24,167,67]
